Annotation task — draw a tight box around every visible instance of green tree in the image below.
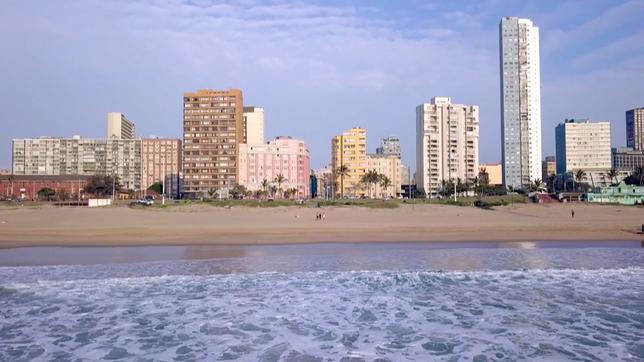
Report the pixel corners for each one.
[207,188,216,199]
[269,185,278,199]
[261,179,270,200]
[379,175,392,198]
[335,165,350,198]
[147,182,163,194]
[231,184,248,199]
[84,175,120,196]
[37,187,56,201]
[274,174,287,199]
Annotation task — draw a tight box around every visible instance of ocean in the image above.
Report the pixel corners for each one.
[0,242,642,361]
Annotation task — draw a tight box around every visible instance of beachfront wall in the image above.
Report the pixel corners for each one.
[238,136,311,198]
[0,175,93,200]
[586,183,644,205]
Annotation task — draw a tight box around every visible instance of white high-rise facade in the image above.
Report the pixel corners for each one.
[243,106,265,145]
[500,17,542,189]
[416,97,479,198]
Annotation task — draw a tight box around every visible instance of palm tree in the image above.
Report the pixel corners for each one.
[269,185,278,199]
[532,178,544,192]
[607,168,618,185]
[336,165,350,198]
[274,174,287,199]
[207,188,216,199]
[379,175,392,198]
[260,179,270,200]
[574,169,586,192]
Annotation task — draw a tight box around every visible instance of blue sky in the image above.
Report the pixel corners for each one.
[1,0,643,171]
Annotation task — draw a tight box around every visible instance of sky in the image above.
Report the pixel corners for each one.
[1,0,643,172]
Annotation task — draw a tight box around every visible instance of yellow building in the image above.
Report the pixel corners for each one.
[479,163,503,185]
[331,127,367,198]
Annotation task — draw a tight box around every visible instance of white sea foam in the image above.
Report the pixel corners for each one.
[1,267,643,361]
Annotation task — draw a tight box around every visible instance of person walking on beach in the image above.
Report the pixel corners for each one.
[571,209,575,219]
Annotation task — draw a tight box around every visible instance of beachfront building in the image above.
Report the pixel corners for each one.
[107,112,135,140]
[542,156,556,180]
[0,174,93,201]
[479,163,503,185]
[626,107,644,151]
[367,154,402,198]
[183,89,244,198]
[416,97,479,198]
[331,127,367,198]
[12,136,142,191]
[500,17,542,189]
[141,138,182,198]
[243,106,265,145]
[238,136,311,198]
[400,164,411,187]
[612,147,644,172]
[555,119,612,185]
[586,183,644,205]
[376,136,401,158]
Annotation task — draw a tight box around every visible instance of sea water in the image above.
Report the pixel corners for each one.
[0,243,642,361]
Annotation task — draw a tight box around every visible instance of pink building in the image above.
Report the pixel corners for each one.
[238,136,310,198]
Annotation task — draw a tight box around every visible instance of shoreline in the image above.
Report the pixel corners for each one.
[0,203,642,249]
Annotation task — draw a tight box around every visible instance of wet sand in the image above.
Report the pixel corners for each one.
[0,203,642,249]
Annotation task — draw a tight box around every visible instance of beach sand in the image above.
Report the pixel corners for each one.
[0,203,642,248]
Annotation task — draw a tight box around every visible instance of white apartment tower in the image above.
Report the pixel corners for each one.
[416,97,479,198]
[243,106,265,145]
[500,17,542,189]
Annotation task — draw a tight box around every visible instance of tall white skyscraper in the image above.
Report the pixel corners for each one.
[500,17,542,188]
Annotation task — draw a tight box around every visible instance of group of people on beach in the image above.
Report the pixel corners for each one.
[315,212,326,221]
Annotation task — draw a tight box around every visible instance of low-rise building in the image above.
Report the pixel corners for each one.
[238,136,311,198]
[555,118,612,185]
[586,183,644,205]
[0,175,93,201]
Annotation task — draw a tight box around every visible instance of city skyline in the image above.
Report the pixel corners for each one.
[1,1,643,171]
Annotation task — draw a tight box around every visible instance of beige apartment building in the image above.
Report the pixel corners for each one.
[107,112,135,140]
[555,119,612,184]
[331,127,367,198]
[141,138,182,198]
[367,154,402,198]
[243,106,265,145]
[416,97,479,197]
[183,89,244,197]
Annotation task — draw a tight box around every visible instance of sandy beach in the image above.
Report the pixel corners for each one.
[0,203,642,248]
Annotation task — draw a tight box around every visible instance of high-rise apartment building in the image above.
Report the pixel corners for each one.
[183,89,243,197]
[107,112,135,140]
[500,17,542,189]
[626,107,644,151]
[542,156,556,180]
[555,119,612,183]
[141,138,182,198]
[243,106,265,145]
[238,136,310,198]
[331,127,367,198]
[367,154,402,198]
[375,136,401,158]
[12,136,141,191]
[416,97,479,198]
